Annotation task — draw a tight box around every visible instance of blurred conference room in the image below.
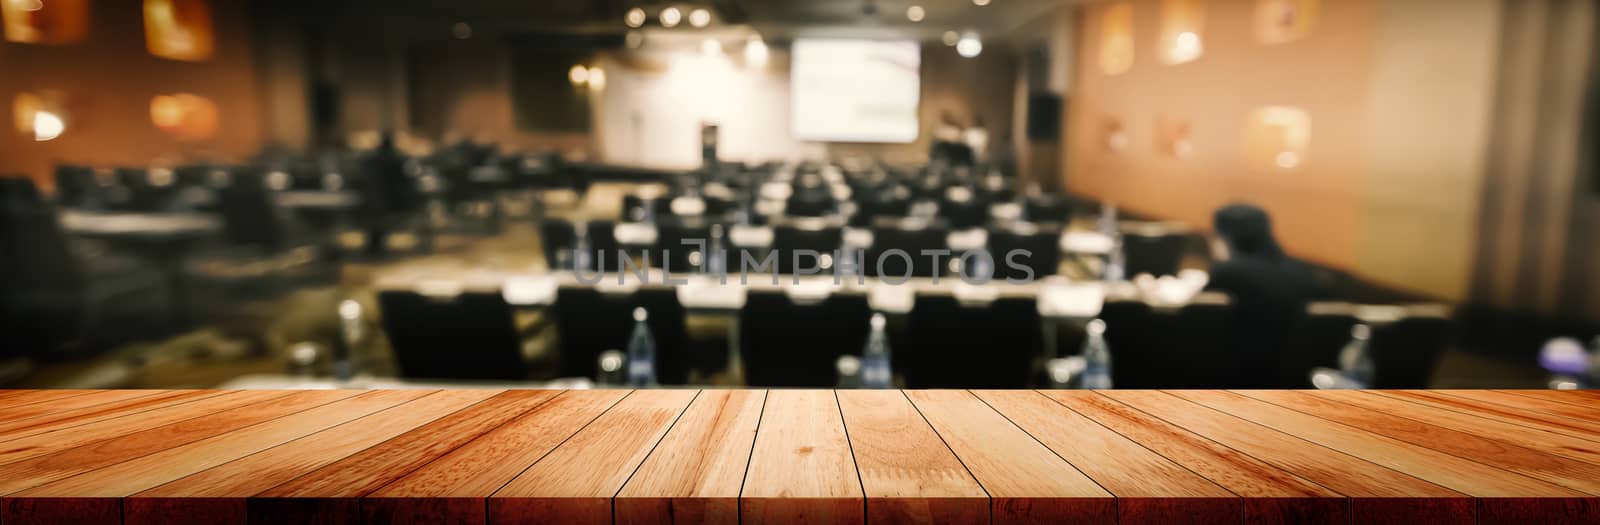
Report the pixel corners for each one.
[0,0,1596,393]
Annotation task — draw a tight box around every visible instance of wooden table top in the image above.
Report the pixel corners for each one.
[0,389,1595,525]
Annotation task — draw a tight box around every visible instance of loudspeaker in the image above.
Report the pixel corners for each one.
[1026,92,1062,142]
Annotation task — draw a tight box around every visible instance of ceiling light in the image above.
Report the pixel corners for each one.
[569,64,590,86]
[659,6,681,27]
[586,67,606,90]
[906,5,925,22]
[32,111,63,141]
[624,7,646,28]
[973,0,991,6]
[1275,151,1300,169]
[745,36,770,68]
[941,30,959,46]
[688,8,711,27]
[956,32,982,57]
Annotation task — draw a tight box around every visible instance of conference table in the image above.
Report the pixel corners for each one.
[59,210,226,325]
[0,389,1594,524]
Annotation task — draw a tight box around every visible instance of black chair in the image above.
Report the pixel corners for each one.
[539,218,578,270]
[1,178,172,358]
[850,184,912,227]
[552,287,688,384]
[906,295,1040,388]
[773,221,843,275]
[987,223,1061,282]
[868,218,950,278]
[378,290,529,380]
[1096,297,1158,388]
[1370,312,1452,388]
[739,291,872,387]
[655,217,719,274]
[941,188,988,230]
[53,165,100,209]
[1149,296,1236,388]
[1283,304,1359,387]
[1024,193,1072,224]
[1121,226,1187,277]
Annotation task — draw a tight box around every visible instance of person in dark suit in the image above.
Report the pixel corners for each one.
[1205,203,1324,387]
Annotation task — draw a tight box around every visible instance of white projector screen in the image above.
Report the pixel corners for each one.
[790,39,921,143]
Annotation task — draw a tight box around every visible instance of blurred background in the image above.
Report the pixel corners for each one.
[0,0,1596,391]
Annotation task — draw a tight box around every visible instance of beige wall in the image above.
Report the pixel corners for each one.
[1066,0,1503,301]
[0,0,264,188]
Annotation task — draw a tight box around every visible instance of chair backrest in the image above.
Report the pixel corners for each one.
[906,294,1039,388]
[1371,313,1452,388]
[1097,298,1158,388]
[378,291,529,380]
[1024,194,1071,224]
[53,166,98,208]
[552,287,689,383]
[1122,229,1186,277]
[773,223,843,275]
[538,219,577,270]
[868,220,950,278]
[1283,304,1358,387]
[216,171,292,250]
[987,225,1061,282]
[739,290,873,387]
[654,218,715,274]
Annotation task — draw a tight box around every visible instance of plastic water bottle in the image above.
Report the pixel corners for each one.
[706,224,726,275]
[626,308,657,387]
[860,314,892,389]
[1098,202,1118,237]
[1104,242,1126,283]
[1338,324,1375,388]
[573,223,593,272]
[1080,319,1113,389]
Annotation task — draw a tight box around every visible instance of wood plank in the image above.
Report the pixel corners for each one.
[1443,390,1600,422]
[0,390,97,409]
[359,389,628,525]
[1497,390,1600,412]
[837,390,989,525]
[250,389,568,524]
[1239,390,1600,495]
[1339,391,1600,465]
[739,390,865,525]
[978,390,1236,525]
[1040,390,1349,524]
[1374,390,1600,442]
[0,390,331,492]
[123,390,502,525]
[489,389,699,525]
[0,390,166,429]
[0,390,225,443]
[906,389,1114,525]
[1,390,418,525]
[1184,390,1600,524]
[1101,390,1474,524]
[614,390,766,525]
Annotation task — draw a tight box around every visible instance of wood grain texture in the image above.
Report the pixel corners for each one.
[1373,390,1600,443]
[1444,390,1600,423]
[124,390,503,525]
[1040,390,1348,524]
[489,389,699,525]
[1101,390,1475,524]
[362,389,628,525]
[906,389,1114,525]
[1182,390,1596,523]
[978,390,1237,525]
[1497,390,1600,411]
[0,390,97,408]
[0,390,330,494]
[615,390,766,525]
[1340,391,1600,465]
[0,390,223,443]
[0,390,166,430]
[1239,390,1600,495]
[740,390,865,525]
[1,390,395,525]
[837,390,989,525]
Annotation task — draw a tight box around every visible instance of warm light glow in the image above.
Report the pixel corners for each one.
[150,93,219,140]
[3,0,87,44]
[144,0,215,61]
[973,0,990,5]
[659,6,681,27]
[701,38,722,56]
[586,67,606,90]
[1159,0,1204,65]
[32,111,63,141]
[1256,0,1318,44]
[451,22,472,39]
[624,7,646,28]
[625,30,644,48]
[906,5,925,22]
[1275,151,1300,169]
[688,8,710,27]
[1098,3,1134,75]
[941,30,959,46]
[745,36,770,68]
[956,33,982,58]
[568,64,590,86]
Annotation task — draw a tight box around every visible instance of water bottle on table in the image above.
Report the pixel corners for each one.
[626,307,658,387]
[1081,319,1113,389]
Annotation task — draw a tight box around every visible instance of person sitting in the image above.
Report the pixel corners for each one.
[1206,203,1324,387]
